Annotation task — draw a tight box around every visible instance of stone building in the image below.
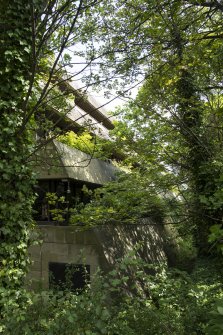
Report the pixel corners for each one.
[28,82,168,291]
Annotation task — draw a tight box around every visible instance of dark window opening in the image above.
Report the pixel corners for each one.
[49,262,90,292]
[33,179,99,224]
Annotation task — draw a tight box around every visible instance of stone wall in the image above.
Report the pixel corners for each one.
[27,226,102,289]
[28,221,168,289]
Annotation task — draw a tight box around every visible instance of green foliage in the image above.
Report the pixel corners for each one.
[2,3,223,330]
[167,234,198,272]
[0,0,36,292]
[1,253,223,334]
[208,224,223,254]
[113,77,223,251]
[0,0,117,295]
[70,171,165,227]
[206,299,223,335]
[58,130,115,160]
[78,0,223,253]
[45,192,67,223]
[59,131,96,155]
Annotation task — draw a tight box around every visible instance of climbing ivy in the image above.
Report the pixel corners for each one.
[0,0,37,295]
[0,0,109,297]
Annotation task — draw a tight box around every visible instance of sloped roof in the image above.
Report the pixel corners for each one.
[33,140,118,185]
[57,80,114,131]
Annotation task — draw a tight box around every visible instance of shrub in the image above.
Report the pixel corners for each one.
[1,254,223,334]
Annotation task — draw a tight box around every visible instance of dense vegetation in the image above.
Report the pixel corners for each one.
[1,0,223,334]
[1,253,223,334]
[85,0,223,255]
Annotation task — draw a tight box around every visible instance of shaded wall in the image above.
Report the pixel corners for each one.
[28,221,168,289]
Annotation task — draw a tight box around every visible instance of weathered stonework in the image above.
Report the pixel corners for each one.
[27,221,168,289]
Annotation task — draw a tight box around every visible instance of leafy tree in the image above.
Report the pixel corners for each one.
[70,171,165,227]
[0,0,36,294]
[80,0,223,253]
[2,0,223,303]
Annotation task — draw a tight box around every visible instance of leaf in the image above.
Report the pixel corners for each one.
[217,306,223,316]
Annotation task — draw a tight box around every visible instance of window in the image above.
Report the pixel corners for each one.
[49,262,90,291]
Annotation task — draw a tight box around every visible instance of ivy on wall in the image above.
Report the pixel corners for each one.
[0,0,36,293]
